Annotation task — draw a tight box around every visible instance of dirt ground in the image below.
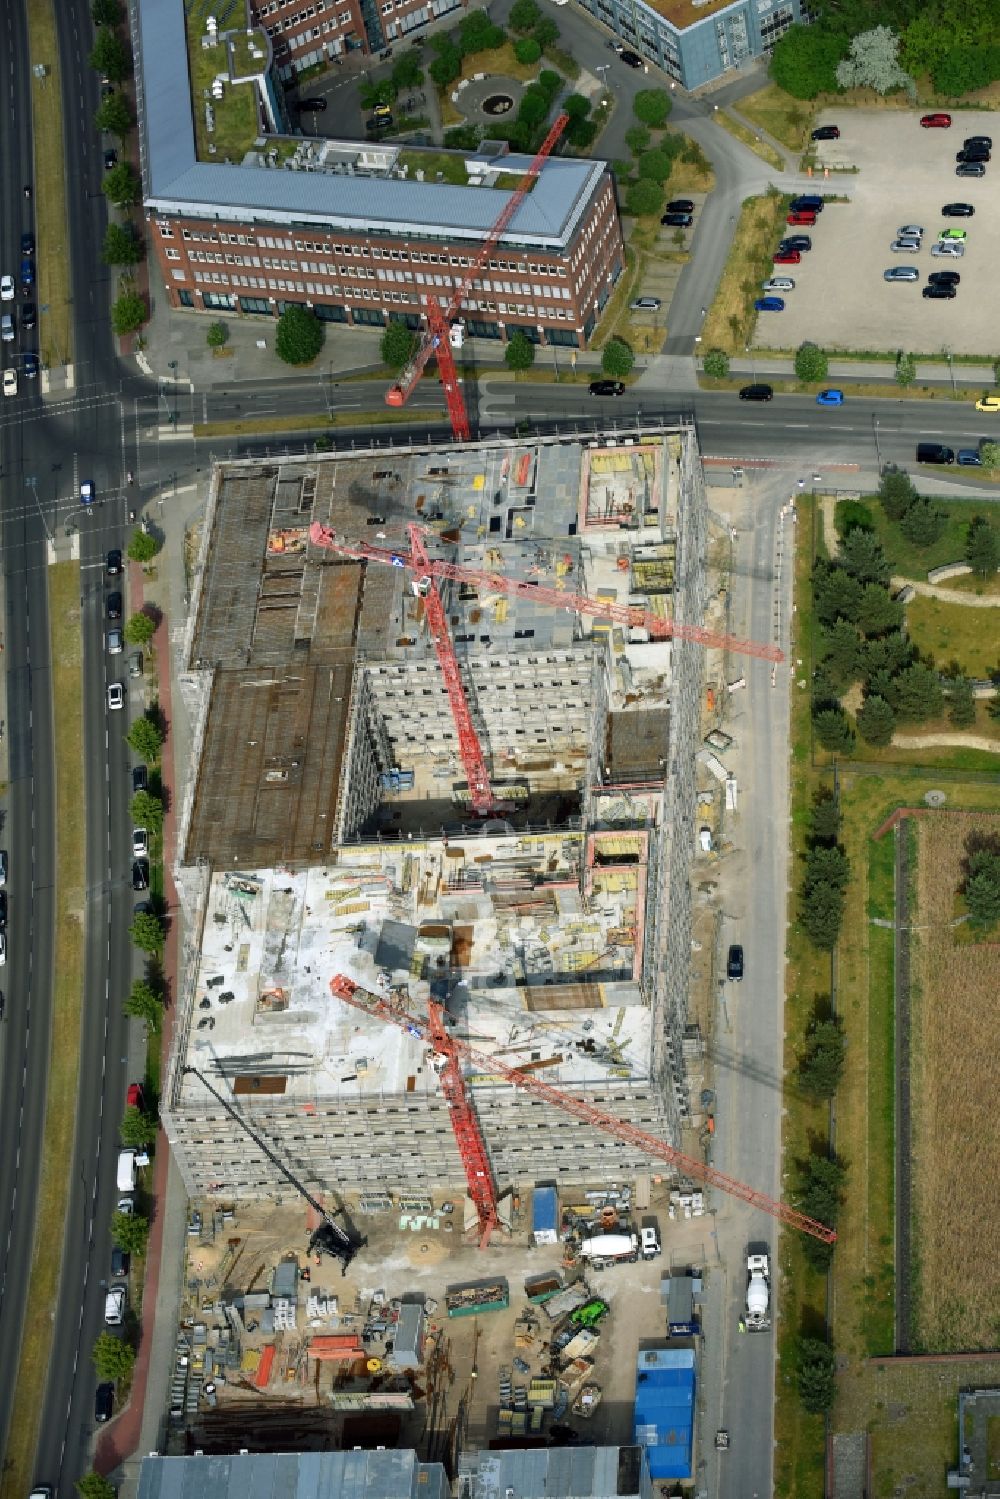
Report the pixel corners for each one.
[174,1187,713,1456]
[753,109,1000,355]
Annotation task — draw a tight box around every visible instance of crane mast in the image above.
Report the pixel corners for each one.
[329,976,836,1245]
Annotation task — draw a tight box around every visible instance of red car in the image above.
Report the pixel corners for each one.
[127,1082,145,1108]
[920,112,952,128]
[773,249,801,264]
[787,210,816,226]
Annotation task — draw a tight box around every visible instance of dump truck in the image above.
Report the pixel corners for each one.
[745,1250,771,1331]
[578,1233,638,1266]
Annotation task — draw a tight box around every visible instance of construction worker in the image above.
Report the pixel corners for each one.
[737,1318,746,1334]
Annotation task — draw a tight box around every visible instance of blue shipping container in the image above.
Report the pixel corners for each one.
[532,1186,558,1245]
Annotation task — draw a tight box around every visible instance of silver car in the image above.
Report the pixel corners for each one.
[897,224,924,239]
[931,240,965,258]
[890,238,921,253]
[884,266,919,281]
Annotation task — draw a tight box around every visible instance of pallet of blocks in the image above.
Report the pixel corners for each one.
[562,1356,596,1397]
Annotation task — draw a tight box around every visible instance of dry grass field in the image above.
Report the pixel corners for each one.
[911,812,1000,1351]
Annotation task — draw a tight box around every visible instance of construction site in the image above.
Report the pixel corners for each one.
[156,419,800,1468]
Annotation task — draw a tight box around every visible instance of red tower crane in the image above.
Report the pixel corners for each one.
[385,112,570,439]
[309,520,784,664]
[329,974,836,1245]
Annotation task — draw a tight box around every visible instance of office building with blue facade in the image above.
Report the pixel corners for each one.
[577,0,801,89]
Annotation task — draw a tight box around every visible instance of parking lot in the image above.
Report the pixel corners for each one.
[753,110,1000,356]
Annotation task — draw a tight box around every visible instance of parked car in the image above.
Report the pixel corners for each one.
[132,764,148,793]
[95,1384,114,1424]
[726,944,744,981]
[589,379,624,395]
[884,266,919,282]
[20,259,33,290]
[956,161,986,177]
[665,198,694,214]
[816,389,844,406]
[897,224,923,239]
[20,232,34,257]
[107,682,124,711]
[297,97,327,111]
[941,202,974,216]
[957,449,982,466]
[787,210,816,226]
[127,1082,145,1108]
[22,353,38,379]
[923,284,956,299]
[929,271,960,286]
[0,275,13,301]
[110,1246,130,1278]
[916,442,954,464]
[811,124,840,140]
[629,297,660,311]
[129,651,143,678]
[107,628,123,655]
[106,548,123,575]
[938,227,967,240]
[2,370,16,398]
[619,49,646,68]
[131,858,149,891]
[931,240,964,257]
[789,195,823,213]
[21,301,36,329]
[890,238,921,253]
[773,249,800,264]
[0,931,6,968]
[780,235,812,251]
[104,1284,127,1326]
[964,135,992,149]
[762,277,795,292]
[132,828,149,856]
[106,590,122,620]
[1,313,14,342]
[661,211,693,227]
[920,112,952,127]
[957,147,990,163]
[738,384,772,401]
[0,850,6,886]
[753,296,785,311]
[104,148,118,170]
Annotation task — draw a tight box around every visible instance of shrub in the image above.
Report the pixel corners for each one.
[77,1474,117,1499]
[813,704,855,755]
[895,351,916,387]
[514,36,541,63]
[770,24,843,99]
[703,348,730,379]
[602,338,634,378]
[877,466,917,521]
[964,846,1000,929]
[275,304,323,365]
[380,320,417,370]
[966,515,999,577]
[899,497,944,547]
[800,1016,846,1099]
[206,321,229,348]
[126,714,163,763]
[632,89,672,128]
[504,331,536,372]
[124,611,155,646]
[797,1338,837,1414]
[794,342,828,382]
[111,291,146,335]
[834,499,873,537]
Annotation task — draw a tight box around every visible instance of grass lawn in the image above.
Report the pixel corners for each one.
[737,83,814,151]
[905,593,1000,677]
[1,564,85,1499]
[702,190,791,356]
[185,0,262,160]
[195,407,425,438]
[714,109,785,170]
[26,0,72,369]
[858,496,987,578]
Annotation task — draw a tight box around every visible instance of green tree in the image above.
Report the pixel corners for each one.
[514,36,541,63]
[103,162,140,207]
[380,320,417,370]
[206,320,229,348]
[130,911,165,955]
[566,117,598,150]
[860,630,913,684]
[800,879,847,948]
[77,1473,117,1499]
[275,304,323,366]
[131,790,164,834]
[877,465,917,521]
[966,515,999,577]
[933,45,996,95]
[391,53,424,90]
[805,844,851,894]
[509,0,542,30]
[126,714,163,763]
[128,528,159,564]
[632,89,672,128]
[895,352,916,388]
[835,499,874,538]
[93,1333,135,1383]
[703,348,730,378]
[965,847,1000,928]
[836,25,913,94]
[92,0,123,23]
[981,441,1000,470]
[459,10,504,53]
[812,564,864,626]
[537,68,562,99]
[820,618,861,691]
[948,675,977,728]
[125,978,163,1030]
[532,16,559,47]
[101,221,142,267]
[808,789,841,845]
[636,148,674,184]
[517,85,549,130]
[504,331,536,373]
[112,1210,150,1255]
[563,93,591,120]
[856,583,902,637]
[899,497,944,547]
[794,342,829,381]
[800,1016,846,1099]
[602,338,634,378]
[890,662,944,722]
[360,78,396,109]
[799,1151,846,1229]
[95,90,132,137]
[90,26,129,82]
[124,611,155,647]
[429,43,461,87]
[813,705,855,755]
[770,24,843,99]
[625,125,651,156]
[797,1338,837,1414]
[111,291,146,336]
[856,692,896,746]
[627,176,664,216]
[121,1105,158,1149]
[838,528,890,586]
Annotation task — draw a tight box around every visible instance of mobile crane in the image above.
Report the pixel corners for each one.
[183,1066,366,1272]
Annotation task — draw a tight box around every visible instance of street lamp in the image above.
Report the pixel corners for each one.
[872,415,882,474]
[944,345,956,396]
[745,341,756,381]
[25,475,53,544]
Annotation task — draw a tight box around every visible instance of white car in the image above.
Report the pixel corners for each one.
[104,1284,126,1325]
[107,682,124,711]
[0,850,6,886]
[2,370,16,398]
[762,277,795,293]
[107,628,123,655]
[80,480,95,506]
[0,931,6,967]
[931,240,965,258]
[132,827,148,856]
[116,1195,134,1217]
[0,275,13,302]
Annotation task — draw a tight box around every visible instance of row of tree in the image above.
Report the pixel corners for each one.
[773,6,1000,102]
[90,0,151,339]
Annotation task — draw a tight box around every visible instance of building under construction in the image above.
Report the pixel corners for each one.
[164,424,715,1203]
